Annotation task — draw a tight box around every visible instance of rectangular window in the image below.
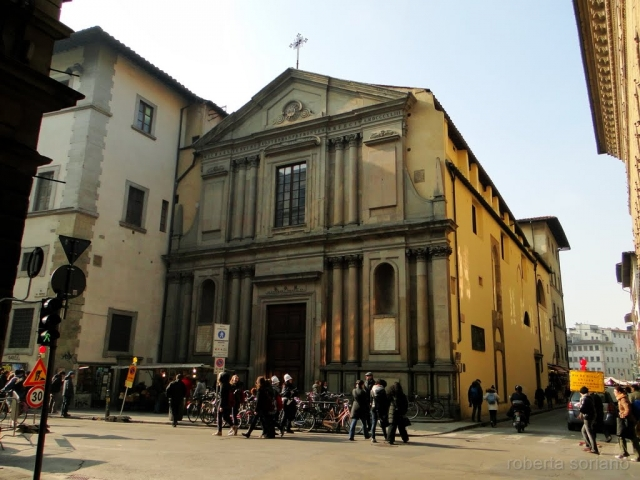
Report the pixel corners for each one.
[33,171,54,212]
[19,252,30,272]
[275,162,306,227]
[123,184,146,228]
[471,205,477,234]
[471,325,485,352]
[108,314,132,352]
[136,101,154,134]
[160,200,169,232]
[8,308,34,349]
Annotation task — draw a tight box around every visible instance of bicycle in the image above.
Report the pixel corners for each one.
[319,398,357,434]
[406,393,445,420]
[0,393,28,426]
[186,391,217,425]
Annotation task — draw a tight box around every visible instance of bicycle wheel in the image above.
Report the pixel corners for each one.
[321,412,338,432]
[186,403,199,423]
[202,405,216,425]
[429,402,445,420]
[0,400,8,422]
[340,413,352,434]
[407,402,419,420]
[17,404,28,425]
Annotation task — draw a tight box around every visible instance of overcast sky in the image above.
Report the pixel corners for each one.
[60,0,633,330]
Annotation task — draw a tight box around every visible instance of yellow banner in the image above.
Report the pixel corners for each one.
[569,370,605,393]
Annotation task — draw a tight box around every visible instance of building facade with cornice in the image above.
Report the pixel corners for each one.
[164,69,569,419]
[574,1,640,356]
[2,27,225,406]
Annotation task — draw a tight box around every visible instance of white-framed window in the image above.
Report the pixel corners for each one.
[5,307,36,353]
[30,167,60,212]
[120,181,149,232]
[17,245,49,278]
[132,94,157,139]
[103,308,137,357]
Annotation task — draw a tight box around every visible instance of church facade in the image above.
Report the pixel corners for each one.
[163,69,569,418]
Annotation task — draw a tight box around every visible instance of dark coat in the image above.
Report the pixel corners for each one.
[62,376,74,399]
[166,379,187,400]
[255,386,272,414]
[387,387,408,425]
[364,378,375,394]
[281,382,298,418]
[579,394,596,420]
[468,382,483,405]
[351,387,370,419]
[219,382,232,409]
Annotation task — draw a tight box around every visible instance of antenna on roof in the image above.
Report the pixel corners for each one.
[289,33,308,69]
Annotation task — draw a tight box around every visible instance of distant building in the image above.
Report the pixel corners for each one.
[1,27,225,406]
[163,68,570,419]
[568,324,636,380]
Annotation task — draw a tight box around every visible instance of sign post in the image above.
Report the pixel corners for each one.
[118,357,138,417]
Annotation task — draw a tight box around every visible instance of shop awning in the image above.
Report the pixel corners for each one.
[110,363,213,370]
[547,364,569,374]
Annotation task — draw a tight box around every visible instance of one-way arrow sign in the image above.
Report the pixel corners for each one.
[59,235,91,265]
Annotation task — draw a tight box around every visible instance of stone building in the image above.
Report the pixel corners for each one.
[2,27,225,405]
[164,69,569,418]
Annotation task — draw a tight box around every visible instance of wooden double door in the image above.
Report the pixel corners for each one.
[266,303,306,391]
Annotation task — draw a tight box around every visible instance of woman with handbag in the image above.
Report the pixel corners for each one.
[386,382,410,445]
[614,386,640,461]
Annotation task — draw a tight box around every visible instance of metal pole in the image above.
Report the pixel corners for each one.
[119,387,129,417]
[104,369,112,419]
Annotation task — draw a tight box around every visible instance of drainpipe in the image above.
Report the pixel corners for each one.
[531,221,543,381]
[157,103,191,362]
[446,161,462,343]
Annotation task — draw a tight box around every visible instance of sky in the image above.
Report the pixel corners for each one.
[60,0,633,330]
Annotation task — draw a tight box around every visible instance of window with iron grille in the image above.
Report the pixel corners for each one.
[136,101,154,134]
[8,308,34,349]
[125,186,145,227]
[275,162,306,227]
[107,313,133,352]
[33,171,54,211]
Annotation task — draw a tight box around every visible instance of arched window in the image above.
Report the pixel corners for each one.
[374,263,395,315]
[536,280,546,308]
[524,311,530,327]
[199,279,215,324]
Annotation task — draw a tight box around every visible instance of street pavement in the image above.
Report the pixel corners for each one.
[2,406,637,479]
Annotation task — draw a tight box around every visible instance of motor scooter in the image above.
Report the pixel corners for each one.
[512,401,527,433]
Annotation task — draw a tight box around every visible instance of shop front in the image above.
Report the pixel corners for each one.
[547,364,570,401]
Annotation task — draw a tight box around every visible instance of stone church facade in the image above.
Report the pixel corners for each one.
[163,69,568,417]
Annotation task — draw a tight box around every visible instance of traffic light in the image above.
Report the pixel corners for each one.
[38,296,63,346]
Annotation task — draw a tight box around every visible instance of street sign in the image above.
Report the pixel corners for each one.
[124,364,137,388]
[214,324,230,341]
[59,235,91,266]
[213,340,229,357]
[50,264,86,299]
[23,357,47,387]
[569,370,605,393]
[214,357,225,374]
[26,386,46,409]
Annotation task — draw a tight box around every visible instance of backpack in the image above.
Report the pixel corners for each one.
[486,393,497,405]
[632,400,640,420]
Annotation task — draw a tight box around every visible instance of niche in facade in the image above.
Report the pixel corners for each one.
[536,280,546,308]
[196,279,215,353]
[372,262,398,353]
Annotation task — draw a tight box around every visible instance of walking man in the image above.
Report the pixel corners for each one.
[468,379,483,422]
[49,369,65,414]
[166,373,187,427]
[60,371,75,418]
[578,386,599,455]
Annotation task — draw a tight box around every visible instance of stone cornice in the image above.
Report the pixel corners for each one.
[574,0,624,160]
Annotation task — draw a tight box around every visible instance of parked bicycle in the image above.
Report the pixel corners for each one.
[186,390,217,425]
[406,393,445,420]
[0,393,28,426]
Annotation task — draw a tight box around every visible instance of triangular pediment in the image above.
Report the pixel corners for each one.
[196,69,409,148]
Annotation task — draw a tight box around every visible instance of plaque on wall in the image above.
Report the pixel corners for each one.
[196,325,213,353]
[373,316,397,352]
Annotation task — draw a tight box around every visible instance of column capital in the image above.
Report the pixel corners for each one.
[330,136,345,149]
[429,244,453,257]
[345,254,363,267]
[327,256,344,267]
[346,133,360,146]
[406,247,428,260]
[241,265,255,277]
[232,158,248,171]
[227,266,242,278]
[246,155,260,169]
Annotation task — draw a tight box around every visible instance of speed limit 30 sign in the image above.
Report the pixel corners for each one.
[26,386,46,409]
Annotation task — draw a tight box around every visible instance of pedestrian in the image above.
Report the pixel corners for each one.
[229,375,245,436]
[0,369,8,390]
[243,376,275,439]
[545,384,554,410]
[1,369,26,426]
[386,381,409,445]
[468,379,483,422]
[61,371,75,418]
[267,375,281,438]
[214,371,235,436]
[348,380,371,441]
[180,373,193,401]
[590,392,611,442]
[166,373,187,427]
[370,378,388,443]
[279,373,298,436]
[312,380,322,400]
[49,368,65,414]
[534,387,545,409]
[483,385,500,427]
[322,380,329,394]
[578,386,599,455]
[630,384,640,438]
[614,386,640,461]
[193,376,207,413]
[363,372,375,432]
